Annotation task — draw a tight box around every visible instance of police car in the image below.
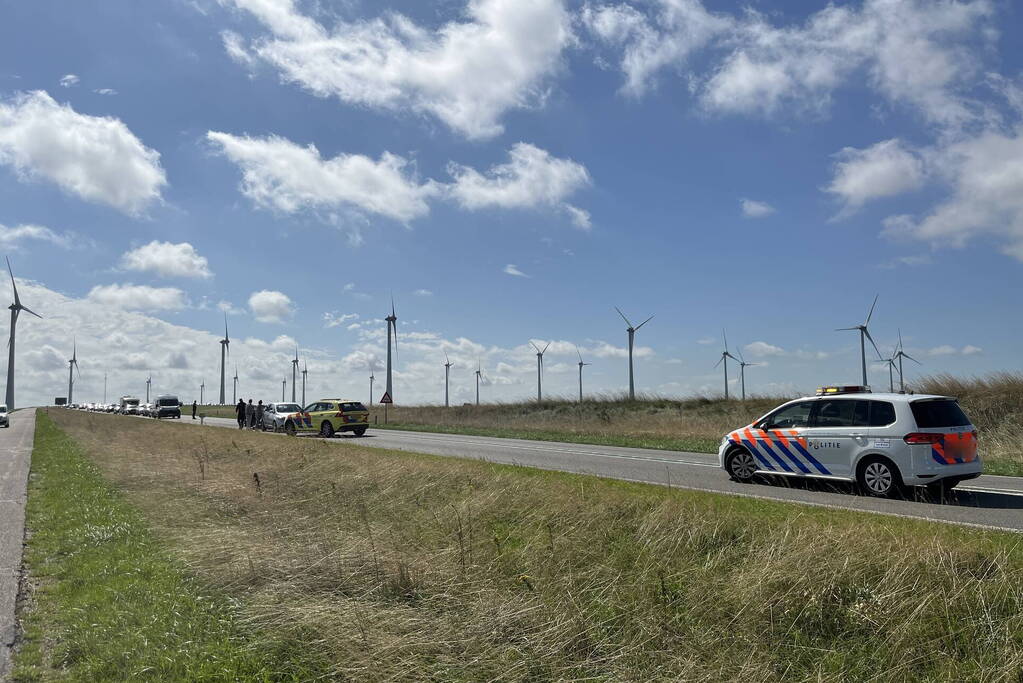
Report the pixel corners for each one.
[719,386,981,497]
[282,398,369,437]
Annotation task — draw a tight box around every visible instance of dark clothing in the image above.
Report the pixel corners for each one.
[235,400,246,429]
[192,401,197,419]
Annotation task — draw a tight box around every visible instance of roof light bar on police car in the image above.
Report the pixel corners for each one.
[815,385,871,396]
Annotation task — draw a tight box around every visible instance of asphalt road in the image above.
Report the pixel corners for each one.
[0,409,34,680]
[188,415,1023,533]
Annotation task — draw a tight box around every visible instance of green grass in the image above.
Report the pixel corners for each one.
[13,411,328,681]
[39,409,1023,680]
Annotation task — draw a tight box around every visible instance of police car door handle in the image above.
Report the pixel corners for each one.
[849,433,866,438]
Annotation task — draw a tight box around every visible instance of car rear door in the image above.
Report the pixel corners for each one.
[803,399,871,478]
[909,399,978,465]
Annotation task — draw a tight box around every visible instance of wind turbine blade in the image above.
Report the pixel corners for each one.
[903,353,922,365]
[863,328,884,360]
[444,350,450,365]
[865,294,879,325]
[531,341,541,353]
[725,351,740,361]
[541,342,550,354]
[391,295,396,319]
[21,305,41,319]
[722,328,728,351]
[614,306,633,327]
[896,328,903,353]
[836,326,859,331]
[635,315,654,331]
[713,356,723,369]
[576,345,582,363]
[6,257,19,305]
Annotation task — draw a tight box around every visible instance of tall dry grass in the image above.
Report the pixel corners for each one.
[46,409,1023,681]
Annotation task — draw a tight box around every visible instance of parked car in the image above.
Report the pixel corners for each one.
[719,385,981,498]
[282,399,369,437]
[0,404,8,428]
[261,402,303,432]
[153,395,181,419]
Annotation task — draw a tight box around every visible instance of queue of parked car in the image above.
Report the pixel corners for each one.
[64,394,181,419]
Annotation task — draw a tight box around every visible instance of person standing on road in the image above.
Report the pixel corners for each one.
[246,399,255,429]
[235,399,246,429]
[191,400,197,420]
[256,400,265,431]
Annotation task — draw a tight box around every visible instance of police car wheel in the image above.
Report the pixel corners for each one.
[320,421,335,438]
[726,449,757,482]
[284,421,296,437]
[858,457,901,498]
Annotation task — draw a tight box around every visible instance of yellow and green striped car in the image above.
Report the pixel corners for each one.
[283,398,369,437]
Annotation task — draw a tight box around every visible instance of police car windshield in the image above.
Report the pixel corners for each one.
[277,403,301,412]
[910,400,971,428]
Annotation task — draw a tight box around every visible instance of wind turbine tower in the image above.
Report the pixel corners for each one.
[5,257,42,410]
[369,371,375,406]
[281,378,286,402]
[67,340,80,405]
[384,299,398,403]
[615,307,653,401]
[291,348,299,402]
[837,295,883,387]
[714,330,741,400]
[576,347,591,403]
[232,366,238,404]
[219,313,230,405]
[736,347,760,401]
[444,352,454,407]
[475,360,485,407]
[892,330,921,393]
[301,360,307,407]
[531,341,550,403]
[146,375,152,403]
[200,380,205,405]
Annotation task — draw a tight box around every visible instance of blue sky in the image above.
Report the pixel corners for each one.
[0,0,1021,407]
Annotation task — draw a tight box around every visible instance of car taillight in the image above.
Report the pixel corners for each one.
[904,433,942,444]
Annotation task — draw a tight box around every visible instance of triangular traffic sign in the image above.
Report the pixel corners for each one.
[379,391,393,404]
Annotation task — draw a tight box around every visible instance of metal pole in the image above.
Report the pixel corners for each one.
[219,343,226,405]
[537,354,541,403]
[723,358,729,400]
[741,366,746,401]
[292,362,297,402]
[445,365,449,407]
[282,380,285,402]
[369,374,374,406]
[627,328,635,400]
[578,363,583,403]
[860,331,867,386]
[68,363,74,405]
[6,308,17,410]
[898,356,904,392]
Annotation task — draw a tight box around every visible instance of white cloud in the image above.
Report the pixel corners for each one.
[217,300,242,314]
[221,30,255,66]
[447,143,591,226]
[928,345,958,356]
[962,345,983,355]
[826,139,925,213]
[740,198,775,218]
[86,283,187,312]
[0,91,166,214]
[207,131,435,223]
[59,74,79,88]
[0,223,73,249]
[248,289,293,323]
[882,128,1023,261]
[222,0,572,139]
[93,88,118,96]
[413,289,433,297]
[323,311,359,328]
[503,264,528,277]
[586,0,994,127]
[210,133,590,228]
[119,241,213,279]
[696,337,715,345]
[744,341,785,357]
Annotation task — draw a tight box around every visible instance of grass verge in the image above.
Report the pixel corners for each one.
[40,409,1023,680]
[13,411,327,681]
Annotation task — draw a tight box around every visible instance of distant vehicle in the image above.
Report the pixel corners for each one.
[719,386,982,498]
[138,403,152,417]
[262,402,302,432]
[119,396,141,415]
[153,395,181,419]
[0,404,8,428]
[282,399,369,438]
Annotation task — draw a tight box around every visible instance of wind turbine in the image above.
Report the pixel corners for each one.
[200,379,205,405]
[531,341,550,403]
[576,346,590,403]
[145,374,152,403]
[474,358,485,406]
[4,257,42,410]
[837,294,884,387]
[232,366,238,404]
[369,371,375,406]
[291,348,299,402]
[301,360,307,407]
[219,313,230,405]
[615,307,653,401]
[67,339,80,405]
[281,378,286,402]
[384,298,398,403]
[444,352,454,407]
[892,330,921,393]
[735,346,760,401]
[714,330,741,400]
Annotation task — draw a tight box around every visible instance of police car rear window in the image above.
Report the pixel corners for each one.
[910,400,971,428]
[341,402,366,412]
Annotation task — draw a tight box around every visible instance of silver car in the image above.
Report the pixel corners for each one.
[261,402,303,432]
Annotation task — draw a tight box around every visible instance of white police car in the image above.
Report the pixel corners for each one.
[719,386,981,497]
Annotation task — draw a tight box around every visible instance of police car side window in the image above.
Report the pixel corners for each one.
[765,401,813,428]
[813,400,870,427]
[868,401,896,426]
